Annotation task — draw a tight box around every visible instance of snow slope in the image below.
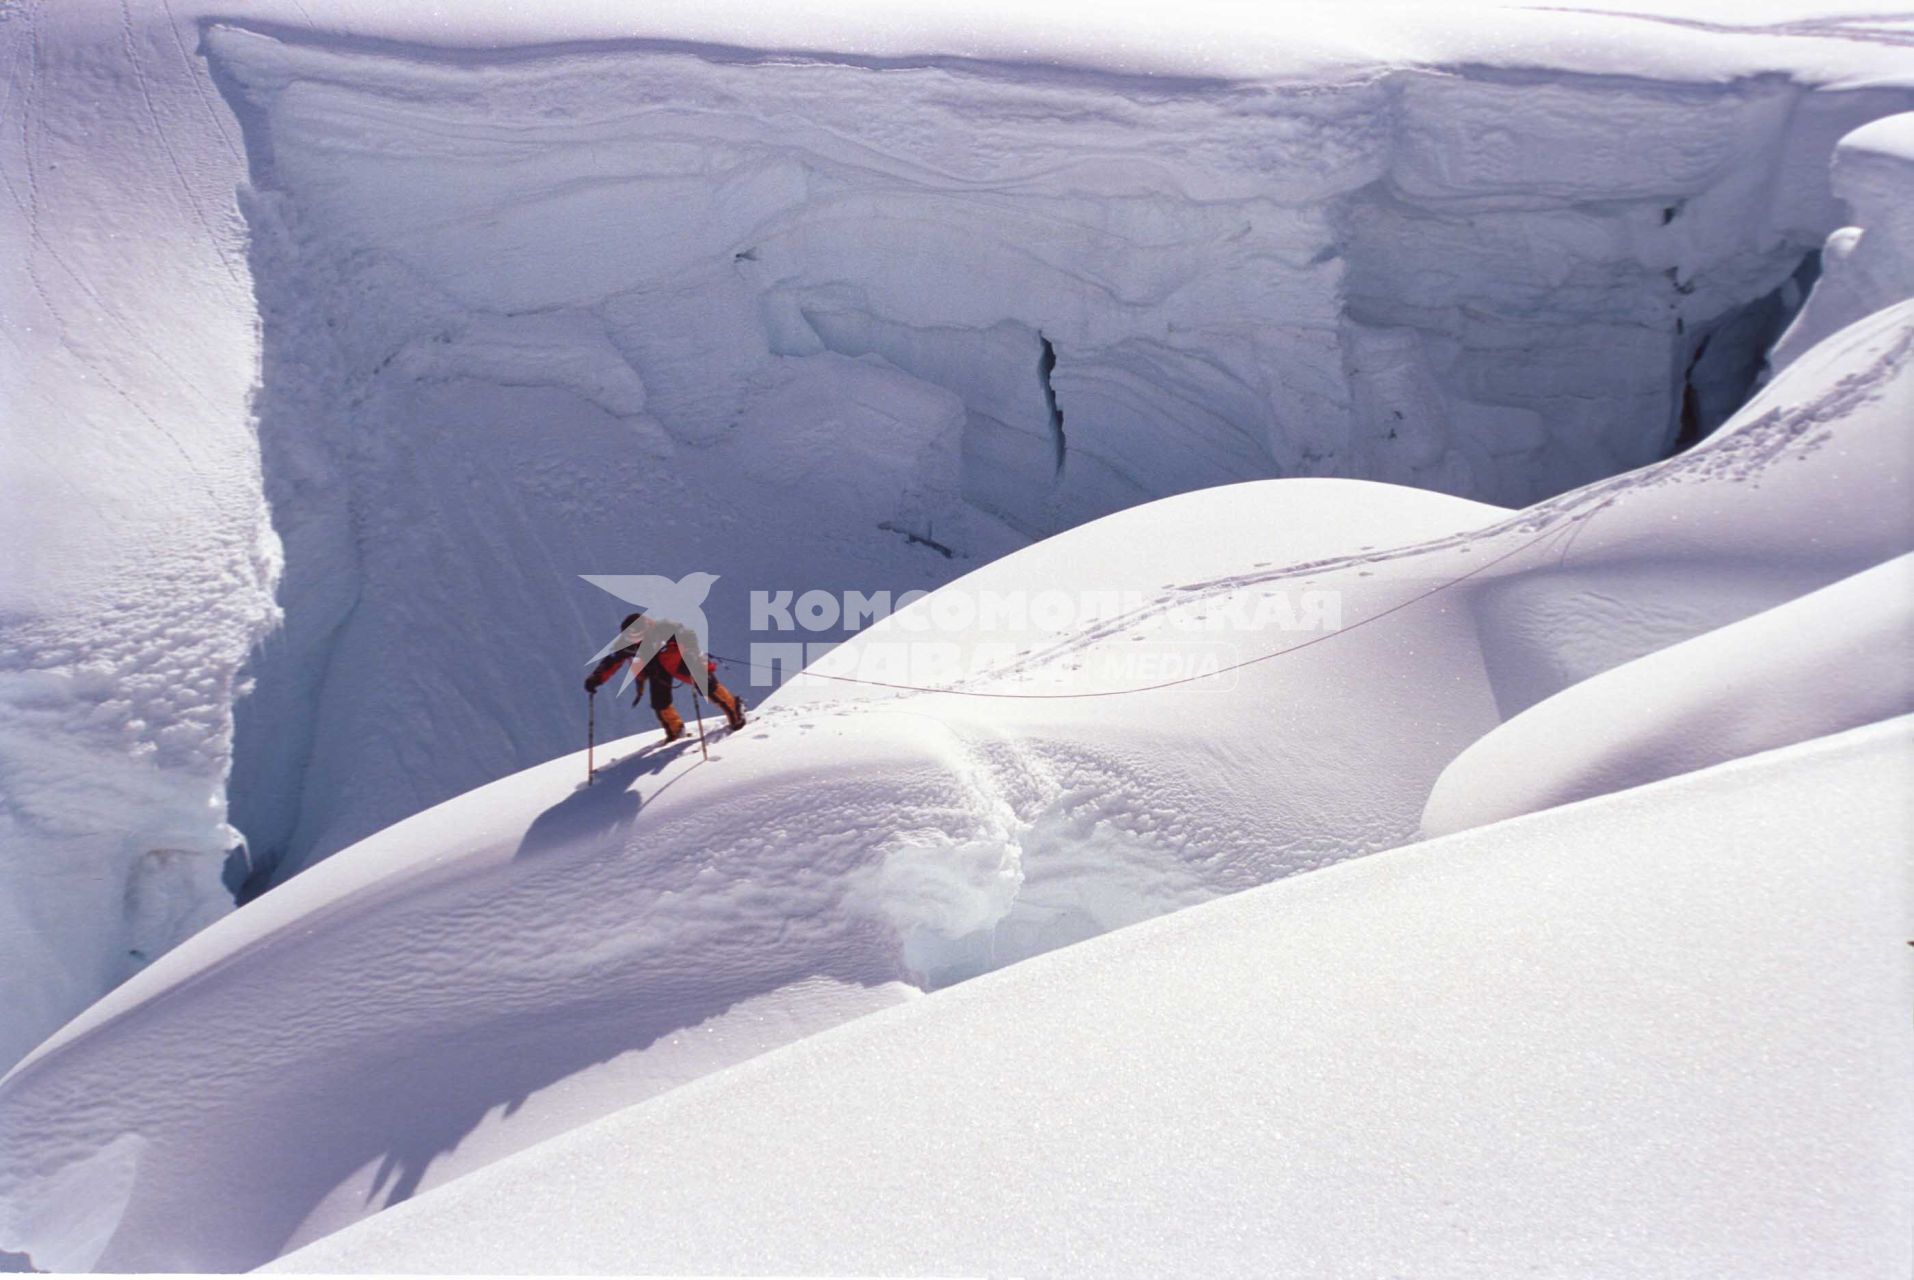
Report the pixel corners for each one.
[0,0,281,1077]
[0,478,1501,1273]
[791,292,1914,721]
[275,719,1914,1279]
[1423,551,1914,835]
[7,0,1914,1075]
[2,286,1908,1271]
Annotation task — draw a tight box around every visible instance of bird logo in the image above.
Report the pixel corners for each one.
[581,571,719,696]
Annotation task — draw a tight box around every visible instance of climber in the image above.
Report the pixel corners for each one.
[585,612,747,740]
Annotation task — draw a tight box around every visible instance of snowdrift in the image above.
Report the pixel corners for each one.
[4,4,1913,1271]
[7,0,1914,1075]
[1424,552,1914,836]
[275,719,1914,1279]
[202,14,1914,892]
[203,15,1914,885]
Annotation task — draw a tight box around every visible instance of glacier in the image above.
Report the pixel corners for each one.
[1,0,1913,1250]
[1773,109,1914,369]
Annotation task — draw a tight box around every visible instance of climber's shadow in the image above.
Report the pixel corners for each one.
[512,738,691,860]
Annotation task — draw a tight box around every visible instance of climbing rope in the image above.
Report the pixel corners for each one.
[705,514,1585,701]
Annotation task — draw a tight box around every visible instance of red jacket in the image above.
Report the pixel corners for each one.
[586,637,715,693]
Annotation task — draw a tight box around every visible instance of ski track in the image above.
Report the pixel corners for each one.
[116,0,244,286]
[887,314,1887,698]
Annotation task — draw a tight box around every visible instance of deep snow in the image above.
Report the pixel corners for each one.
[0,478,1501,1271]
[205,15,1909,891]
[7,0,1914,1078]
[2,286,1909,1271]
[1772,110,1914,371]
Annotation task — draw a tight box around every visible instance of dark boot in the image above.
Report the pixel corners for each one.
[709,681,747,730]
[657,706,686,741]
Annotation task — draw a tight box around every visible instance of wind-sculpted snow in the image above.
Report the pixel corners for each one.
[275,721,1914,1279]
[0,0,281,1074]
[201,21,1914,893]
[799,297,1914,713]
[3,291,1910,1272]
[0,477,1504,1272]
[0,714,960,1271]
[1423,553,1914,835]
[2,6,1913,1269]
[6,0,1914,1077]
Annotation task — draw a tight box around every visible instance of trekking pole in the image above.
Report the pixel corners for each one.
[587,689,596,785]
[691,686,710,762]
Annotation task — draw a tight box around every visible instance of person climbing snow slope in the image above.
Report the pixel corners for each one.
[585,612,747,740]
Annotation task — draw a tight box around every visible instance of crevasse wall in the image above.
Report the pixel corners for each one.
[0,1,280,1074]
[220,32,1909,516]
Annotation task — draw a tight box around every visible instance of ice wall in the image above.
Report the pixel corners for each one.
[0,2,279,1073]
[206,29,1914,533]
[1771,111,1914,371]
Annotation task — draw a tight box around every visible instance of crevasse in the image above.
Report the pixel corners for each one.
[205,29,1914,891]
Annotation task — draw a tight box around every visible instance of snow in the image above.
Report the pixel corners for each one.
[4,282,1910,1269]
[270,718,1914,1278]
[0,0,281,1073]
[201,9,1914,899]
[0,476,1500,1272]
[1845,109,1914,161]
[1423,552,1914,835]
[5,0,1913,1075]
[2,1,1912,1270]
[1771,111,1914,372]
